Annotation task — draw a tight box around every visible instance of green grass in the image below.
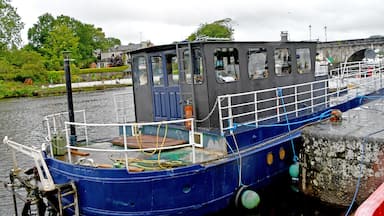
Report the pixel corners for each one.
[0,65,132,99]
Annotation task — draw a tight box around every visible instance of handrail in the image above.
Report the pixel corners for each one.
[3,136,56,191]
[44,110,87,157]
[218,61,384,135]
[113,91,135,123]
[63,118,196,172]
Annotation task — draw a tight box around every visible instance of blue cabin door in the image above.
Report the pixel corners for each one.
[150,52,181,121]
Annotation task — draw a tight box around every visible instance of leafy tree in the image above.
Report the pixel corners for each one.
[0,0,24,51]
[102,37,121,49]
[27,13,55,51]
[187,18,234,41]
[42,24,80,71]
[27,14,121,69]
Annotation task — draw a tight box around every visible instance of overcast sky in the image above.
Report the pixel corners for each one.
[11,0,384,46]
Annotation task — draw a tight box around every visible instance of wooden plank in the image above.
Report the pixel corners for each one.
[111,135,187,149]
[70,149,90,156]
[97,163,144,172]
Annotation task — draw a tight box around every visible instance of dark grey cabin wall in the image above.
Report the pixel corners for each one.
[190,44,210,128]
[131,41,324,129]
[132,52,154,122]
[197,42,320,129]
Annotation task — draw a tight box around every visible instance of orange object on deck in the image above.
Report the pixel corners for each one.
[70,149,90,156]
[111,135,186,148]
[330,109,342,122]
[354,182,384,216]
[184,104,193,130]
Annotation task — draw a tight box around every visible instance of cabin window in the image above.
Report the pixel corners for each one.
[183,50,192,84]
[248,48,268,79]
[151,56,164,86]
[166,54,179,86]
[193,48,204,84]
[296,48,311,74]
[133,56,148,86]
[274,48,292,76]
[214,48,239,83]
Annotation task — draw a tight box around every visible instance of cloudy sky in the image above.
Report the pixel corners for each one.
[11,0,384,46]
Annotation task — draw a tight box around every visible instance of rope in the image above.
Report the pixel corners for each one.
[196,98,224,123]
[157,124,168,169]
[134,124,155,155]
[345,105,384,216]
[277,88,298,162]
[231,134,243,186]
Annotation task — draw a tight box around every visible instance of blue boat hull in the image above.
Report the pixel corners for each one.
[46,137,295,215]
[45,92,379,215]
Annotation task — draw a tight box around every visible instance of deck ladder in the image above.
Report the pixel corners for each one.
[55,181,79,216]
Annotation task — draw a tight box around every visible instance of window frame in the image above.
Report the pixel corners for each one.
[151,56,164,86]
[296,48,312,74]
[214,47,240,84]
[133,56,148,86]
[274,48,292,76]
[247,47,269,80]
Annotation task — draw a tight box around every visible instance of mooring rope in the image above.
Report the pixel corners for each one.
[345,102,384,216]
[277,88,298,162]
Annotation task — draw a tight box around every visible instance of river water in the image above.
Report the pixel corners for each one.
[0,87,346,216]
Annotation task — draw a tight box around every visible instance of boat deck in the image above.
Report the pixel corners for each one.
[56,138,225,171]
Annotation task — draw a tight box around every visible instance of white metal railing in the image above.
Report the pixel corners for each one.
[63,118,196,172]
[3,136,56,191]
[218,60,384,135]
[330,59,384,79]
[113,92,135,123]
[44,110,88,157]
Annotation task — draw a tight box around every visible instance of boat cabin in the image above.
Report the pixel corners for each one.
[130,41,325,131]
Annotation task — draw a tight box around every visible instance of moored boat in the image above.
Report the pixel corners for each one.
[3,38,384,216]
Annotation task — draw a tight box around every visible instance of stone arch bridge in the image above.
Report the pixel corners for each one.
[317,37,384,64]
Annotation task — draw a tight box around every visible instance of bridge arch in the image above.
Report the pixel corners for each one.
[347,49,367,62]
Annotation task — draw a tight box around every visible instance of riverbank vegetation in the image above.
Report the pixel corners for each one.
[0,0,129,99]
[1,0,235,99]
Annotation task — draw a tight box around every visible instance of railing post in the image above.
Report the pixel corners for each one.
[65,123,72,164]
[311,83,314,113]
[276,89,280,122]
[123,124,129,172]
[228,97,234,134]
[336,74,340,99]
[325,80,329,108]
[217,97,224,136]
[53,117,57,134]
[45,118,54,157]
[190,119,195,163]
[83,111,89,145]
[380,61,383,89]
[254,92,258,127]
[295,86,298,117]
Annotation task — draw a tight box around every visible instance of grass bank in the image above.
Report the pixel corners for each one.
[0,66,131,99]
[0,81,131,99]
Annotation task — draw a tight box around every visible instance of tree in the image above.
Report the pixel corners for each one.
[187,18,234,41]
[27,14,121,69]
[27,13,55,51]
[0,0,24,51]
[42,24,80,70]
